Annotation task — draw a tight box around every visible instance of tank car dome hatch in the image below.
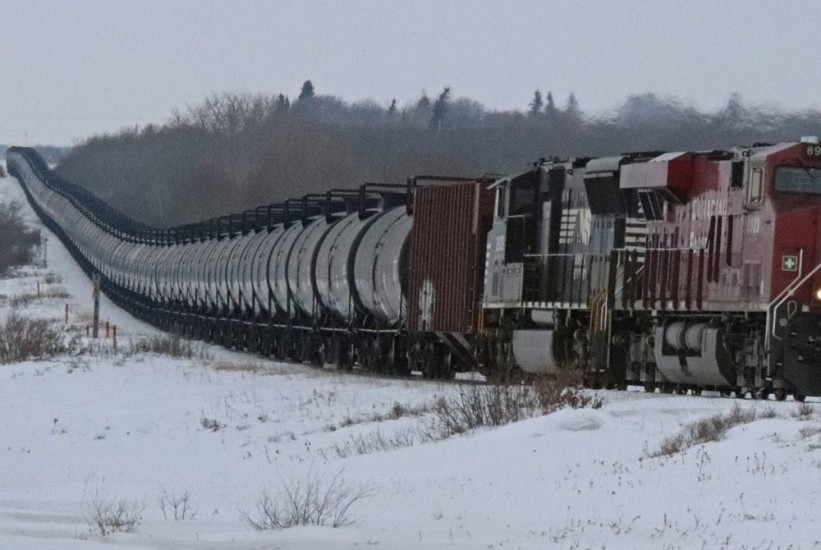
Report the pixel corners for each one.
[353,206,412,327]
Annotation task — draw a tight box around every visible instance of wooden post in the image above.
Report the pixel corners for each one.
[112,325,117,353]
[65,303,69,324]
[92,273,101,339]
[105,321,110,338]
[36,281,40,299]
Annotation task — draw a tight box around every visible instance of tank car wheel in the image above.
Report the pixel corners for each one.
[661,384,674,394]
[719,388,732,397]
[643,381,656,393]
[691,387,702,396]
[774,388,788,401]
[275,331,290,361]
[334,338,353,371]
[754,387,770,400]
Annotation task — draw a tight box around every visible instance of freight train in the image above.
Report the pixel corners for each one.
[8,140,821,400]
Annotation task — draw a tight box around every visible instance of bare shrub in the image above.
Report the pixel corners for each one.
[0,201,40,275]
[431,372,602,437]
[200,417,223,432]
[0,310,66,364]
[432,383,540,436]
[86,492,144,536]
[532,370,604,413]
[793,402,814,420]
[759,406,778,419]
[43,272,62,284]
[244,470,372,530]
[159,489,196,521]
[653,403,759,457]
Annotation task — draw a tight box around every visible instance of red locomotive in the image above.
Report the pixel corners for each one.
[474,138,821,399]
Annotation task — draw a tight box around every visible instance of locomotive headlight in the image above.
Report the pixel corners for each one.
[815,288,821,301]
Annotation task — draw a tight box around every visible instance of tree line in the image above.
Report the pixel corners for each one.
[54,81,821,227]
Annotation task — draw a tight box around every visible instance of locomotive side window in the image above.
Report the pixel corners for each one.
[774,166,821,194]
[495,186,507,218]
[730,161,744,189]
[747,167,763,203]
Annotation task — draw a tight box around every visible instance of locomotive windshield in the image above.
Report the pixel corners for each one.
[774,165,821,194]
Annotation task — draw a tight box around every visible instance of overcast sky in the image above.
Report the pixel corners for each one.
[3,1,821,146]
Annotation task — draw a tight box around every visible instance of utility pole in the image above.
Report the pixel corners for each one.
[92,273,101,338]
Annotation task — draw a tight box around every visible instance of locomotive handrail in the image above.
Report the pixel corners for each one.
[767,249,817,345]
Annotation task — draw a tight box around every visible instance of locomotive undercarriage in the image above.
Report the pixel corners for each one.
[485,302,812,400]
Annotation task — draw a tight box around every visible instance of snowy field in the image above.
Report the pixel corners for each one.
[1,169,821,549]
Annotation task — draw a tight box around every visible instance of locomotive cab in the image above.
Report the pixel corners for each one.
[759,138,821,398]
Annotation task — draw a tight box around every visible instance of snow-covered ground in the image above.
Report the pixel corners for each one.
[1,170,821,549]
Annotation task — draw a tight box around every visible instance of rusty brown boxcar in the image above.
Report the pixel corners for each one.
[407,180,494,334]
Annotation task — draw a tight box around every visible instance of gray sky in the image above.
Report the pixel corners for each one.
[3,0,821,146]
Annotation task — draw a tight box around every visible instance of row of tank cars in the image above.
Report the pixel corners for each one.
[10,139,821,399]
[8,146,490,378]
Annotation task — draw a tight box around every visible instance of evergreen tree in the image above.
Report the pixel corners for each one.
[528,89,544,116]
[566,93,580,118]
[546,91,557,114]
[298,80,315,101]
[275,94,290,114]
[430,87,451,130]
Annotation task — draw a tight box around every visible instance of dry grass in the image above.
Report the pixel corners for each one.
[652,403,760,457]
[330,427,429,458]
[10,287,69,307]
[126,334,206,359]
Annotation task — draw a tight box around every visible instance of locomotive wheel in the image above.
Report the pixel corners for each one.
[774,388,788,401]
[643,381,656,394]
[794,392,806,403]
